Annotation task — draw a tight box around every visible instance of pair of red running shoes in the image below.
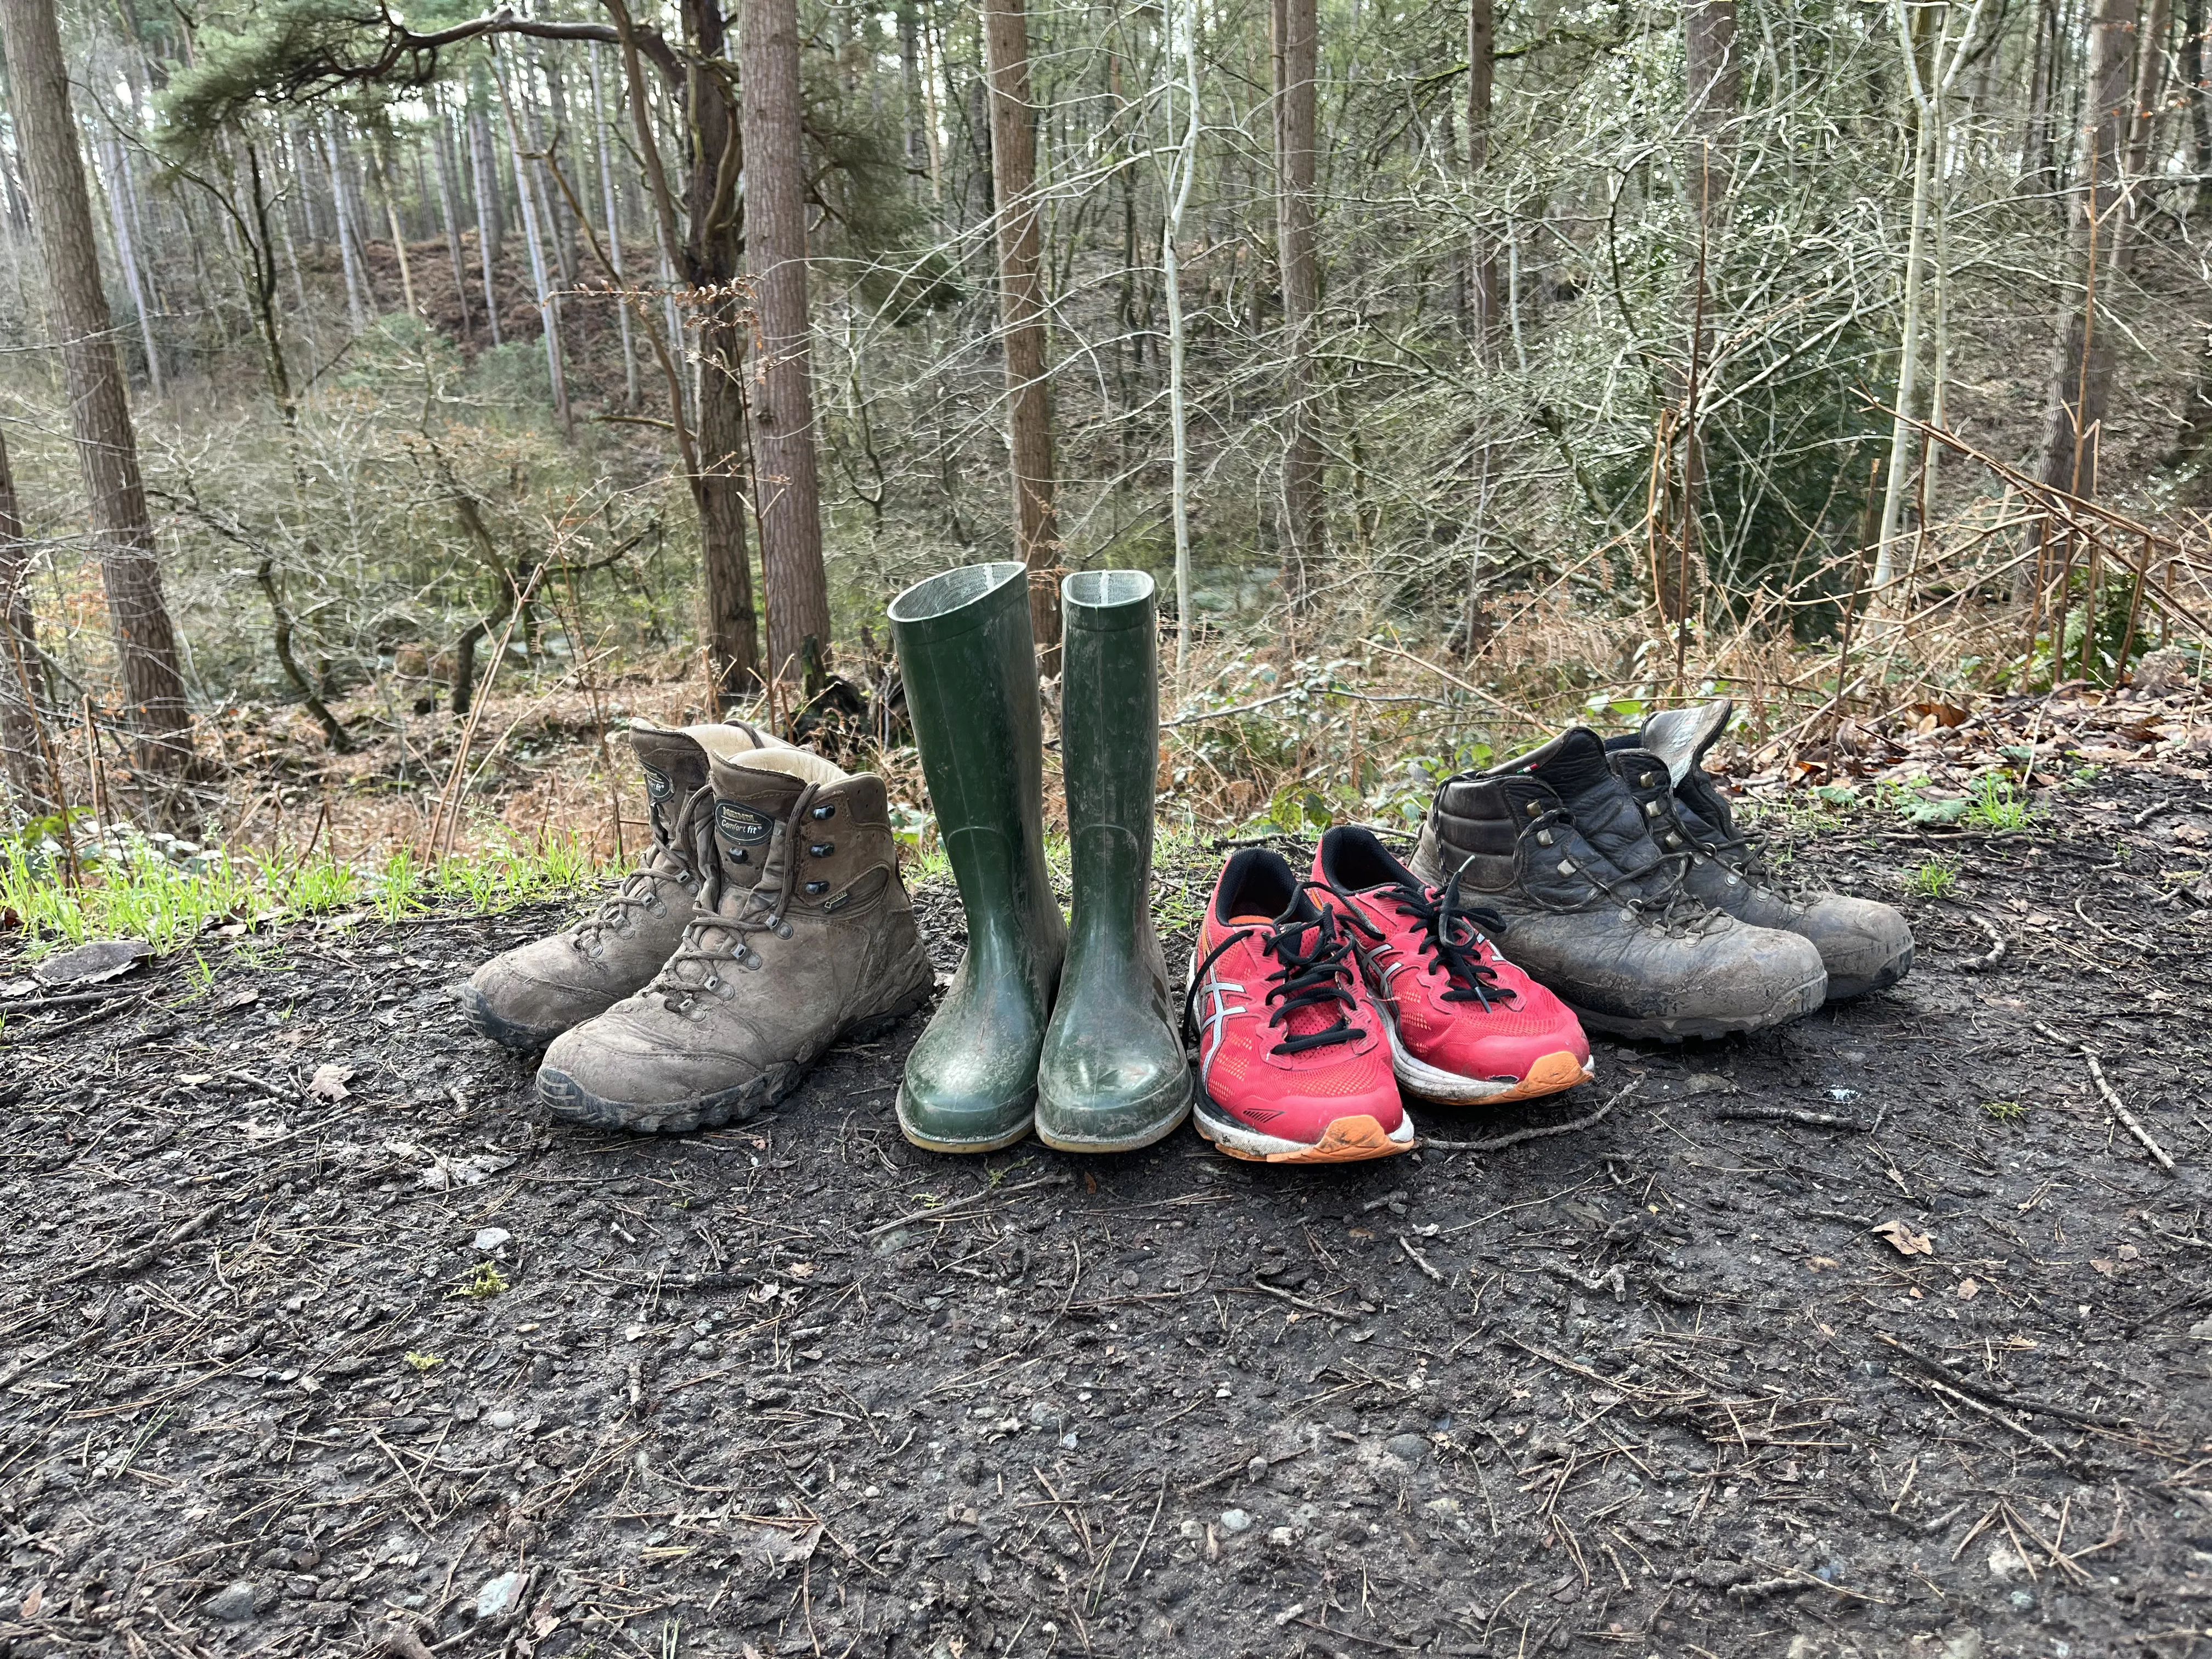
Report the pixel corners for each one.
[1184,827,1593,1165]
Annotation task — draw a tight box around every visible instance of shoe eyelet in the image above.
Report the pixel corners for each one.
[775,922,794,939]
[1525,802,1543,817]
[733,849,749,864]
[1643,801,1661,816]
[810,804,836,820]
[809,841,834,857]
[1558,859,1576,877]
[804,881,830,896]
[704,975,719,989]
[1667,832,1683,848]
[1536,829,1554,846]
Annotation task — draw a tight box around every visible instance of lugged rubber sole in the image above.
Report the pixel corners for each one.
[458,983,571,1057]
[1385,1024,1595,1105]
[1566,969,1826,1041]
[1192,1089,1416,1165]
[537,989,930,1134]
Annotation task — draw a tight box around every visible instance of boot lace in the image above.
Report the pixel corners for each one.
[1514,803,1723,936]
[571,788,709,953]
[1183,900,1368,1057]
[1329,878,1513,1008]
[646,782,819,1012]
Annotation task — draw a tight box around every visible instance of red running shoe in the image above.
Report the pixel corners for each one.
[1184,849,1414,1164]
[1313,826,1592,1105]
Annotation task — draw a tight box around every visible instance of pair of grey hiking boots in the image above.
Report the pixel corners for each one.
[1413,699,1912,1040]
[460,720,933,1131]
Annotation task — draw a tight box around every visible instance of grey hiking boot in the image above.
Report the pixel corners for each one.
[1411,727,1826,1040]
[460,720,791,1053]
[534,749,936,1132]
[1614,699,1914,1000]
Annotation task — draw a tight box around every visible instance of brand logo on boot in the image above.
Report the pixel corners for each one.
[715,801,774,855]
[643,766,673,803]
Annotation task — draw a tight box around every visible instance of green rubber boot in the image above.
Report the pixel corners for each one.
[1035,572,1192,1153]
[889,562,1067,1153]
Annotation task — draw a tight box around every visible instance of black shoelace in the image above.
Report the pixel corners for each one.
[1517,804,1719,934]
[648,781,822,1012]
[1184,902,1367,1057]
[570,788,709,955]
[1331,879,1513,1008]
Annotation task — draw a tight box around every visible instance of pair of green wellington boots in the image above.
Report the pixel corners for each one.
[888,563,1191,1155]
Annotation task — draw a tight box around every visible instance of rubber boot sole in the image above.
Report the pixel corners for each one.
[1565,969,1826,1041]
[537,990,930,1135]
[458,984,572,1057]
[1033,1073,1193,1154]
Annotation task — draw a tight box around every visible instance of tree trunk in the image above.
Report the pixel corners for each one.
[493,41,572,436]
[0,0,195,785]
[676,0,760,699]
[1272,0,1323,614]
[1465,0,1499,353]
[466,93,504,345]
[324,116,371,328]
[1165,0,1200,680]
[2029,0,2139,507]
[0,423,54,812]
[2185,0,2210,213]
[588,43,638,407]
[981,0,1063,661]
[740,0,833,685]
[1659,0,1738,628]
[94,131,161,396]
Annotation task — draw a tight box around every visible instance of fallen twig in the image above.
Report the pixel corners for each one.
[1713,1104,1871,1130]
[1397,1233,1445,1284]
[2032,1021,2175,1172]
[61,1199,232,1284]
[1423,1081,1635,1152]
[861,1173,1074,1239]
[1957,912,2007,972]
[10,994,144,1043]
[1242,1278,1359,1320]
[1875,1334,2135,1430]
[1895,1364,2088,1473]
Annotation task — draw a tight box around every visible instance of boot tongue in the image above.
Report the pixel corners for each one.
[629,726,712,845]
[1494,731,1672,897]
[702,749,850,890]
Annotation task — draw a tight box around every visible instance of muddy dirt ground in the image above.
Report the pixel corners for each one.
[3,728,2210,1659]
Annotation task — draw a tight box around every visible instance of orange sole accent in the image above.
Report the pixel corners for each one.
[1198,1112,1413,1165]
[1482,1050,1595,1106]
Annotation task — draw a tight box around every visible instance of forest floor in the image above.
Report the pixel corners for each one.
[2,718,2210,1659]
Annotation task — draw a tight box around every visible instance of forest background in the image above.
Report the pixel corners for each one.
[0,0,2206,930]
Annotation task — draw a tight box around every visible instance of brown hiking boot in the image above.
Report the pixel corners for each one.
[535,750,935,1132]
[460,720,788,1053]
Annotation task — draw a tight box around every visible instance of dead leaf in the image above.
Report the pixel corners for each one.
[217,988,260,1011]
[1874,1219,1935,1257]
[308,1063,355,1102]
[782,1260,817,1279]
[2090,1257,2116,1276]
[1804,1256,1841,1273]
[1912,701,1971,729]
[20,1583,42,1618]
[1957,1277,1979,1299]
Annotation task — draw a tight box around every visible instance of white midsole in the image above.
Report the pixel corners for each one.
[1194,1094,1416,1158]
[1380,1014,1595,1103]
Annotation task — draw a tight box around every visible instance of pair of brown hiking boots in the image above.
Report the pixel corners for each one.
[460,720,933,1132]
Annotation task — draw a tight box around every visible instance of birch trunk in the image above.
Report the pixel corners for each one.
[430,94,472,334]
[94,131,161,395]
[324,117,369,329]
[0,422,50,812]
[493,42,572,437]
[466,96,504,345]
[1272,0,1323,613]
[588,43,639,408]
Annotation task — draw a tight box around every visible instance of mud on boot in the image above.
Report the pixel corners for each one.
[534,749,934,1132]
[1617,699,1915,1001]
[460,719,789,1054]
[1412,727,1826,1041]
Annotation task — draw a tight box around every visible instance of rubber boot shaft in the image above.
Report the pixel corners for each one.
[889,562,1068,1151]
[1035,572,1193,1152]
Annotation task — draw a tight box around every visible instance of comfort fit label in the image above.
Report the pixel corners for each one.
[716,801,774,851]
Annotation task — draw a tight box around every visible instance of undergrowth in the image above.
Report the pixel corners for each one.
[0,817,613,957]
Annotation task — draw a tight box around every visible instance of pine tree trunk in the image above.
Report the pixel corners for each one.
[0,0,195,785]
[1272,0,1323,614]
[0,422,52,812]
[429,94,473,335]
[678,0,760,698]
[982,0,1062,660]
[493,42,572,436]
[324,117,370,328]
[94,131,161,395]
[588,43,639,408]
[739,0,832,684]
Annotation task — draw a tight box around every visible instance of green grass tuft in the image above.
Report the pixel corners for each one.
[1904,856,1958,899]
